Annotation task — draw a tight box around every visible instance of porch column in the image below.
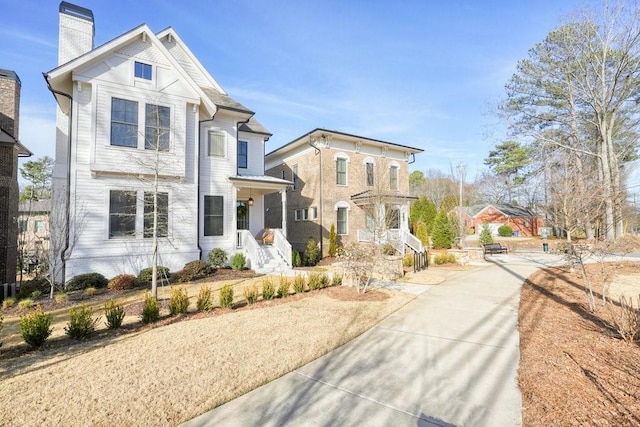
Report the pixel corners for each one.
[280,189,287,237]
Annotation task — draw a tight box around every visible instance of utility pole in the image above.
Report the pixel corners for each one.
[457,163,465,247]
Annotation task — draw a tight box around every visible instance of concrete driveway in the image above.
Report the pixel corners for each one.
[184,253,564,427]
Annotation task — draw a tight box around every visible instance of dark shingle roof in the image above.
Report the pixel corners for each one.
[201,87,253,114]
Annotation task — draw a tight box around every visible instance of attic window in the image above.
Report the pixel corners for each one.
[135,61,152,80]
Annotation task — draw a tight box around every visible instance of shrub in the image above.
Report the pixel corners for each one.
[207,248,227,268]
[382,243,396,256]
[66,273,108,291]
[141,293,160,323]
[431,210,454,249]
[277,276,290,298]
[65,305,98,339]
[169,287,189,315]
[403,253,414,267]
[308,273,323,290]
[243,284,259,304]
[17,277,49,299]
[196,285,213,312]
[293,275,306,293]
[262,278,275,300]
[55,293,68,304]
[607,295,640,342]
[174,260,213,283]
[328,224,339,257]
[138,266,170,283]
[219,284,234,308]
[104,299,125,329]
[319,274,330,289]
[434,252,457,265]
[231,253,246,271]
[18,298,34,311]
[332,274,343,287]
[2,297,15,309]
[304,238,320,266]
[108,274,138,291]
[498,225,513,237]
[291,249,301,267]
[31,290,42,299]
[85,287,96,296]
[20,306,52,348]
[414,220,429,248]
[479,224,494,245]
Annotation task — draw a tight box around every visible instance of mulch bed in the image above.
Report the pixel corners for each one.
[519,263,640,426]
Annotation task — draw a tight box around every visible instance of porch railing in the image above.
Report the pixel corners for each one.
[272,228,292,267]
[237,230,266,269]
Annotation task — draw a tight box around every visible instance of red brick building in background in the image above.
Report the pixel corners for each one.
[459,204,543,237]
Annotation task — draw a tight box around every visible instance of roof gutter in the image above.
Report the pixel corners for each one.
[42,72,72,285]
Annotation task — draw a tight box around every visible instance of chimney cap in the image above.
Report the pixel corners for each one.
[59,1,94,23]
[0,69,20,85]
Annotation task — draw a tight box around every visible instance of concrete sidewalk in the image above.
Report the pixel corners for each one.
[184,253,563,427]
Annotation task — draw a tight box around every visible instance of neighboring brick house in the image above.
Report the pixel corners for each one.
[264,129,423,257]
[44,2,292,281]
[461,204,543,237]
[0,69,32,284]
[17,199,51,272]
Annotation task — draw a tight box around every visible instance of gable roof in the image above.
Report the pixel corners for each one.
[266,128,423,159]
[44,24,216,116]
[467,204,538,219]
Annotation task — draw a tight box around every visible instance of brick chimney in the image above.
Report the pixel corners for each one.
[58,1,95,66]
[0,70,21,285]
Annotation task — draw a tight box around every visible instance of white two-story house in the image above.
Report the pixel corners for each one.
[45,2,292,282]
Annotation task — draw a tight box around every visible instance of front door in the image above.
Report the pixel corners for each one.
[237,201,249,230]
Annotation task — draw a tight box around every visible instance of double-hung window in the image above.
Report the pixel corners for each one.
[337,207,348,235]
[366,162,374,186]
[143,192,168,238]
[204,195,224,236]
[208,130,225,157]
[390,165,399,190]
[145,104,170,151]
[237,140,248,168]
[292,164,299,190]
[109,190,137,238]
[111,98,138,147]
[336,158,347,185]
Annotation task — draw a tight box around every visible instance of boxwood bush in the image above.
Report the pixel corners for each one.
[498,224,514,237]
[66,273,108,291]
[20,307,53,348]
[207,248,227,268]
[137,266,170,283]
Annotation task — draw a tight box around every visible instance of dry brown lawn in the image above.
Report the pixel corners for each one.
[0,273,414,427]
[519,262,640,426]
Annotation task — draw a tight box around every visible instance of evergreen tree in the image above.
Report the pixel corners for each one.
[414,220,429,248]
[431,210,454,249]
[328,224,339,257]
[410,196,437,234]
[479,224,494,245]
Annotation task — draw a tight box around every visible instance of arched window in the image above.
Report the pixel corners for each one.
[334,201,350,235]
[334,152,349,185]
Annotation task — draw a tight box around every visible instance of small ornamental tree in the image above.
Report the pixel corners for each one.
[479,224,494,245]
[328,224,339,257]
[431,210,454,249]
[414,220,429,248]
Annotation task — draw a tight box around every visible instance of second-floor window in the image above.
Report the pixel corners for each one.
[111,98,138,148]
[336,158,347,185]
[390,165,399,190]
[238,140,248,168]
[292,164,299,190]
[145,104,170,151]
[366,162,374,186]
[34,220,45,233]
[208,130,225,157]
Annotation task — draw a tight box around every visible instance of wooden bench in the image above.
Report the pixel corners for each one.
[483,243,508,255]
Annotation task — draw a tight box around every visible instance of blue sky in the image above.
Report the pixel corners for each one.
[1,0,583,180]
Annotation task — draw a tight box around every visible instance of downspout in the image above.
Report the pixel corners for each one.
[43,72,72,285]
[198,111,218,259]
[308,136,323,256]
[235,116,252,175]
